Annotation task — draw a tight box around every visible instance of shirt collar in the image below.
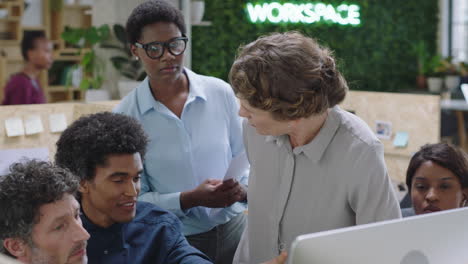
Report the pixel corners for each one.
[136,68,207,115]
[185,68,207,102]
[80,207,126,248]
[299,106,341,162]
[265,135,289,148]
[265,106,341,162]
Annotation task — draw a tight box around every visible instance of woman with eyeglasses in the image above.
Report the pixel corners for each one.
[114,1,248,263]
[402,143,468,217]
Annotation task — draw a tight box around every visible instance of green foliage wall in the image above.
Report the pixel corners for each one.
[192,0,438,92]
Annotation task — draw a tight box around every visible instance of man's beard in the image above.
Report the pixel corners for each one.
[29,241,87,264]
[30,245,59,264]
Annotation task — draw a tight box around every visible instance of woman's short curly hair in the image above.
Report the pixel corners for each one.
[55,112,149,182]
[126,0,186,44]
[0,160,78,255]
[406,143,468,192]
[229,31,348,121]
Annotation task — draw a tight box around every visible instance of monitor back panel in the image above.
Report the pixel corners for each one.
[290,207,468,264]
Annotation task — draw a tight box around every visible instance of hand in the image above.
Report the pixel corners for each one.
[215,178,247,204]
[203,178,245,207]
[261,252,288,264]
[180,178,247,209]
[180,179,221,209]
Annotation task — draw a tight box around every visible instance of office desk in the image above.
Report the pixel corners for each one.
[440,99,468,149]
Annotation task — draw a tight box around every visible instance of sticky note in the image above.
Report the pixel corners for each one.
[375,120,392,140]
[24,115,44,135]
[5,117,25,137]
[49,113,67,133]
[393,132,409,148]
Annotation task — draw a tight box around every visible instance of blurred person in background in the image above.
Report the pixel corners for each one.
[2,31,53,105]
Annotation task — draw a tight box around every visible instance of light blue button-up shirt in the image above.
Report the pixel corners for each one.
[114,68,248,235]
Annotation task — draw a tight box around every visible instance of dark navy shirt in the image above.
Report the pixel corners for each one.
[81,202,212,264]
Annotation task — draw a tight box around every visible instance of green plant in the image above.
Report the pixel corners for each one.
[460,62,468,77]
[411,40,430,76]
[192,0,439,92]
[425,55,444,77]
[61,25,110,90]
[410,41,448,78]
[100,24,146,81]
[440,57,460,75]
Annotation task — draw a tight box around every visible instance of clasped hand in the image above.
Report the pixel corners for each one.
[195,178,246,208]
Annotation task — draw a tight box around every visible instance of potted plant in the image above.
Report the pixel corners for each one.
[412,40,429,89]
[100,24,146,98]
[441,57,461,92]
[460,62,468,84]
[61,24,111,101]
[426,55,444,93]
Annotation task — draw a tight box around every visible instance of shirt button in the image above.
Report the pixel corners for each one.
[279,243,285,252]
[104,250,108,255]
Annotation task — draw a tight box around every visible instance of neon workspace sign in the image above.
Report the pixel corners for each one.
[246,2,361,26]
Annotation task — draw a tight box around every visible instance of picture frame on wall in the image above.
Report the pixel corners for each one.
[21,0,44,28]
[375,120,392,140]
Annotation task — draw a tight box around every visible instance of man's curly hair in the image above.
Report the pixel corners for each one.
[126,0,186,45]
[229,31,348,121]
[0,160,79,255]
[55,112,149,182]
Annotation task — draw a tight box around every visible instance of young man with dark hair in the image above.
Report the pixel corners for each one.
[55,112,211,264]
[0,160,90,264]
[2,31,53,105]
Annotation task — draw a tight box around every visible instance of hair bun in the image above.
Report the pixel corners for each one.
[320,56,336,80]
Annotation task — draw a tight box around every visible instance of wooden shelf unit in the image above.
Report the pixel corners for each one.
[0,0,23,103]
[50,4,91,50]
[0,0,23,43]
[0,0,93,103]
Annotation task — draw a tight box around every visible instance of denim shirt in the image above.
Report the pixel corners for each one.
[81,202,212,264]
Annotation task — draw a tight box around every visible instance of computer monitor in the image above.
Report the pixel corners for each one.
[461,83,468,103]
[289,207,468,264]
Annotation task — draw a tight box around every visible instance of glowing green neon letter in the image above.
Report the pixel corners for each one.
[246,2,361,26]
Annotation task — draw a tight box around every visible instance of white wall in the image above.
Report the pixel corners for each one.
[452,0,468,62]
[439,0,449,56]
[439,0,468,62]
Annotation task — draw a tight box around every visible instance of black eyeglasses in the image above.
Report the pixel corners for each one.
[135,35,188,60]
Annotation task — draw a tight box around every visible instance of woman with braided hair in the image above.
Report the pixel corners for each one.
[229,31,402,264]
